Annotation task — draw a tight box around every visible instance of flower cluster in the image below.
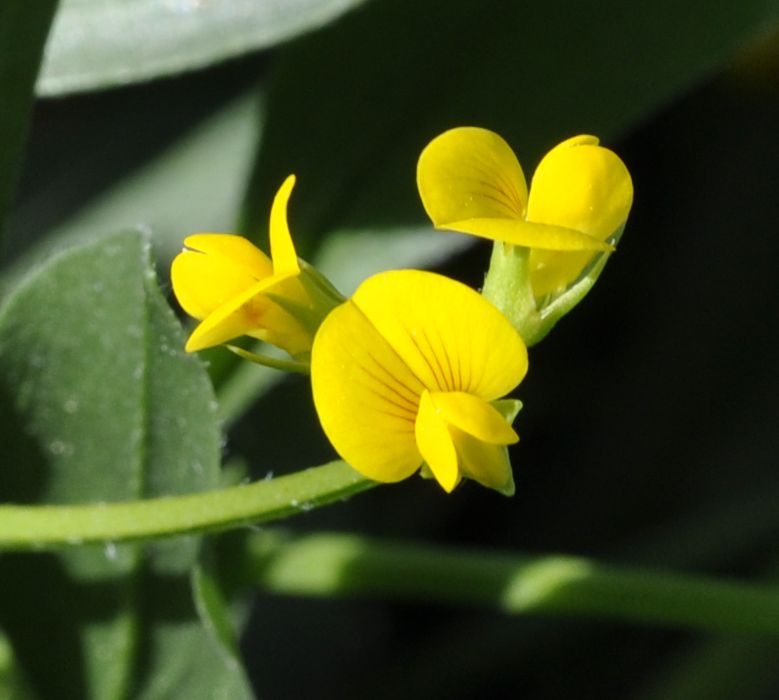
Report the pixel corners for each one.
[171,129,632,494]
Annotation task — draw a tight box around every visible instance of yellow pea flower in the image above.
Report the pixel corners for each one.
[417,128,633,297]
[417,128,633,344]
[311,269,527,495]
[171,175,343,363]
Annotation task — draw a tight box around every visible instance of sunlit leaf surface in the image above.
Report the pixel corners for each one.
[38,0,371,95]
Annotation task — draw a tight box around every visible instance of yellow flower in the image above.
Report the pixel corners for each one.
[171,175,343,361]
[311,269,527,494]
[417,127,633,297]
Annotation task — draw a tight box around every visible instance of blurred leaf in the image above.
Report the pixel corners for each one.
[131,541,254,700]
[246,0,779,258]
[0,1,58,244]
[0,630,35,700]
[314,226,473,296]
[0,232,250,698]
[38,0,371,96]
[192,563,243,660]
[3,90,263,295]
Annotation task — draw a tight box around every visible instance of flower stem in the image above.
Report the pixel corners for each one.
[243,531,779,637]
[0,462,373,549]
[481,242,540,342]
[226,344,310,374]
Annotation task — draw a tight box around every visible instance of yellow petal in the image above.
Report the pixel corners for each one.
[185,272,296,352]
[431,391,518,444]
[440,218,612,251]
[351,270,528,400]
[527,135,633,240]
[171,234,273,320]
[415,390,460,492]
[311,299,426,483]
[449,424,515,495]
[249,277,316,359]
[269,174,301,277]
[526,136,633,297]
[528,247,607,298]
[417,127,528,227]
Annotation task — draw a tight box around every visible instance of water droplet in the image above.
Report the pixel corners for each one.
[105,542,117,560]
[63,397,79,414]
[29,353,45,369]
[49,439,74,457]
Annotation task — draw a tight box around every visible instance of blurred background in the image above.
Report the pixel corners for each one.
[3,0,779,697]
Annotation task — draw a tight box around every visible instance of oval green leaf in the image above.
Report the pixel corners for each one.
[0,232,251,698]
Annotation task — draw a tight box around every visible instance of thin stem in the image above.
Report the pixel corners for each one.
[226,344,310,374]
[243,531,779,638]
[0,462,374,549]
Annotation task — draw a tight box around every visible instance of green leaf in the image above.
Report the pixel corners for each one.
[0,232,250,698]
[192,562,243,661]
[0,1,58,243]
[0,630,35,700]
[38,0,371,96]
[131,540,255,700]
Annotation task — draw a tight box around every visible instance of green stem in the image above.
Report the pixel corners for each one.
[481,242,542,343]
[226,344,310,374]
[243,531,779,637]
[0,462,374,549]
